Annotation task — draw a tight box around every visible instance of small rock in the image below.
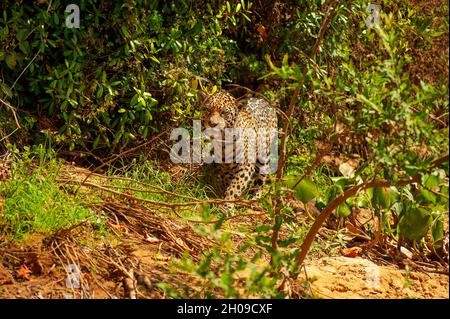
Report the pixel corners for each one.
[62,292,73,299]
[400,246,413,259]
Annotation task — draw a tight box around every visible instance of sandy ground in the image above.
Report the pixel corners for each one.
[300,256,448,299]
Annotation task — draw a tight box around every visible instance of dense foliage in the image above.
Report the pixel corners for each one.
[1,0,257,151]
[0,0,448,298]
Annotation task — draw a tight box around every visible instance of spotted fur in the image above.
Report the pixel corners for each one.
[0,159,11,181]
[202,91,278,215]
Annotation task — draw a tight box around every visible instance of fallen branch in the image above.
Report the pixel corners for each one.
[60,178,264,211]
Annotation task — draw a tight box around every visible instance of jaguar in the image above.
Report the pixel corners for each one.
[201,91,278,215]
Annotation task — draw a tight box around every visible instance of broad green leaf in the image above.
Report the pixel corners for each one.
[19,41,30,54]
[398,207,432,241]
[423,174,441,189]
[416,189,437,204]
[16,28,28,41]
[292,178,319,204]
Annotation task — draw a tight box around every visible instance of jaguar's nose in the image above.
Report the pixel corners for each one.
[209,118,219,127]
[209,113,222,127]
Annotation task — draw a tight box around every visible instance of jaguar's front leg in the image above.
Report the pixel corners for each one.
[220,164,255,216]
[250,160,271,199]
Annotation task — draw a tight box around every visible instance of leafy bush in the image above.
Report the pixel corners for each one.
[272,0,448,249]
[0,0,254,152]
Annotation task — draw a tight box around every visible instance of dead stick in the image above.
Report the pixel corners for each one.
[62,179,262,209]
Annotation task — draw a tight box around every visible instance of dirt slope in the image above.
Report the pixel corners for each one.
[301,256,448,299]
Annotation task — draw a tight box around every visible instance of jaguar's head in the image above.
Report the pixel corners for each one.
[201,91,237,130]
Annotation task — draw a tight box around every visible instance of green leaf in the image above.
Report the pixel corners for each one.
[150,56,160,64]
[241,13,251,22]
[255,225,272,232]
[372,187,392,209]
[315,196,327,210]
[5,54,16,70]
[93,135,101,149]
[125,132,136,140]
[220,272,232,288]
[278,237,299,247]
[331,177,353,190]
[19,41,30,54]
[431,218,444,244]
[291,178,319,204]
[398,207,432,241]
[0,83,12,97]
[282,53,289,67]
[326,184,343,203]
[274,215,283,231]
[337,202,351,218]
[96,86,104,99]
[422,174,441,188]
[416,189,437,204]
[16,29,28,42]
[355,193,370,208]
